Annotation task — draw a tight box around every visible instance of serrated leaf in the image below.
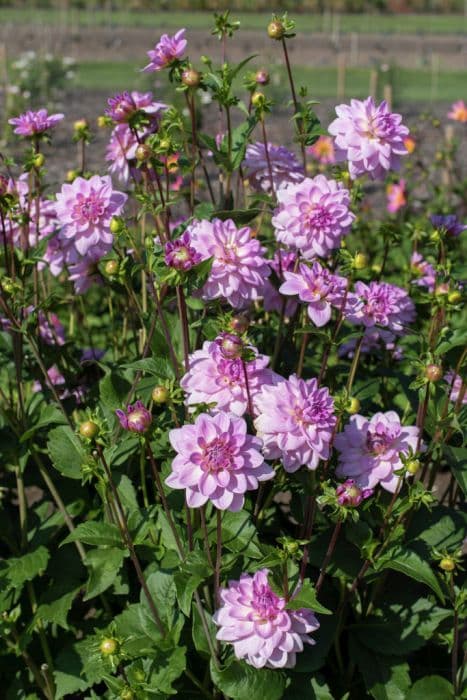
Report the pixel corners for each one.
[287,581,332,615]
[210,658,286,700]
[221,511,262,559]
[375,545,445,602]
[21,404,68,442]
[350,637,411,700]
[407,676,454,700]
[47,426,85,479]
[2,546,49,588]
[84,547,126,600]
[62,521,122,548]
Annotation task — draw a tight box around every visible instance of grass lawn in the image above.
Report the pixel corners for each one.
[2,8,467,35]
[75,60,466,104]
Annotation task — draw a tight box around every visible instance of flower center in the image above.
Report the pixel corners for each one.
[72,190,106,224]
[219,358,243,384]
[366,426,399,455]
[252,585,281,621]
[304,203,333,230]
[203,438,232,473]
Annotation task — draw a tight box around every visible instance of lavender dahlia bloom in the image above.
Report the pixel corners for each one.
[187,218,270,309]
[56,175,127,260]
[213,569,319,669]
[9,109,64,136]
[410,252,436,292]
[444,371,466,405]
[143,29,187,72]
[254,375,336,472]
[328,97,409,180]
[105,90,165,123]
[430,214,466,238]
[346,281,415,334]
[165,231,202,271]
[106,124,139,184]
[271,175,354,260]
[279,261,350,327]
[243,142,304,194]
[116,401,152,433]
[335,411,421,493]
[181,338,278,417]
[166,412,273,511]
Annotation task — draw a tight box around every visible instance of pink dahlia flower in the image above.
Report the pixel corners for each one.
[279,261,350,327]
[213,569,319,669]
[386,179,407,213]
[410,252,436,292]
[9,109,64,136]
[328,97,409,180]
[187,218,270,309]
[166,412,273,511]
[444,371,466,405]
[346,281,415,334]
[56,175,127,260]
[116,400,152,433]
[271,175,354,260]
[165,231,202,271]
[105,90,165,123]
[336,479,373,507]
[243,142,304,194]
[254,375,336,472]
[106,124,141,184]
[447,100,467,123]
[143,29,187,72]
[181,338,278,417]
[307,135,336,165]
[335,411,421,492]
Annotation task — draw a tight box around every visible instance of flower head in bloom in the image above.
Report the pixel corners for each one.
[116,401,152,433]
[335,411,421,492]
[33,366,85,404]
[444,371,466,405]
[56,175,127,259]
[243,142,304,194]
[328,97,409,180]
[9,109,64,136]
[347,281,415,334]
[263,250,298,317]
[386,179,407,213]
[430,214,466,238]
[165,231,202,271]
[279,261,350,327]
[272,175,354,260]
[187,218,270,309]
[143,29,187,72]
[254,375,336,472]
[410,252,436,292]
[106,124,139,184]
[27,309,65,346]
[336,479,373,507]
[105,90,165,123]
[307,136,335,165]
[213,569,319,669]
[166,412,273,511]
[447,100,467,123]
[181,338,278,417]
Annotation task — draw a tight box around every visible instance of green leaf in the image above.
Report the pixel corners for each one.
[123,357,175,379]
[436,327,467,355]
[47,426,85,479]
[350,637,411,700]
[210,659,286,700]
[62,521,122,548]
[2,546,49,589]
[214,208,262,225]
[375,545,445,602]
[21,404,68,442]
[406,676,454,700]
[221,511,262,559]
[408,504,467,550]
[148,646,186,695]
[444,446,467,495]
[286,580,332,615]
[139,571,185,645]
[192,601,217,657]
[84,547,126,600]
[34,586,80,631]
[54,637,110,699]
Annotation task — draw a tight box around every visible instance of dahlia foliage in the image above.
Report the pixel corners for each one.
[0,11,465,700]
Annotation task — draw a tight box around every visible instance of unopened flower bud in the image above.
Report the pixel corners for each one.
[79,421,99,440]
[120,689,134,700]
[152,385,169,404]
[66,169,78,183]
[230,315,250,334]
[347,397,360,414]
[435,282,449,296]
[218,333,244,360]
[354,253,368,270]
[255,69,270,85]
[104,260,119,276]
[439,557,455,572]
[406,458,420,475]
[74,119,88,132]
[425,364,442,382]
[182,68,201,88]
[33,153,45,168]
[448,290,461,304]
[110,217,124,234]
[268,20,285,40]
[159,138,171,152]
[251,91,265,109]
[116,401,152,433]
[336,479,373,507]
[135,143,152,161]
[97,115,107,128]
[99,638,119,656]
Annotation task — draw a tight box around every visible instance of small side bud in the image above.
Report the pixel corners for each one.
[230,315,250,334]
[79,421,99,440]
[255,69,270,85]
[74,119,88,132]
[104,260,119,276]
[439,557,455,572]
[135,144,152,162]
[267,20,285,40]
[448,290,461,304]
[182,68,201,88]
[99,638,119,656]
[353,253,368,270]
[347,397,361,414]
[425,364,442,382]
[406,458,420,475]
[66,169,78,183]
[110,216,124,234]
[152,385,169,404]
[33,153,45,168]
[251,91,265,109]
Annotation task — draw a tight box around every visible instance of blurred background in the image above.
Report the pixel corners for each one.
[0,1,465,174]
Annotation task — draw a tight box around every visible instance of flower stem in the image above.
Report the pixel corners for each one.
[281,37,307,169]
[315,520,342,594]
[215,510,222,606]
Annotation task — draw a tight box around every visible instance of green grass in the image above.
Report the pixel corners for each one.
[75,60,466,104]
[2,8,467,34]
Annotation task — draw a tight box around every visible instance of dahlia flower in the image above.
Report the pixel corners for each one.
[116,401,152,433]
[105,90,165,123]
[143,29,187,72]
[243,142,304,194]
[410,252,436,292]
[430,214,466,238]
[447,100,467,123]
[213,569,319,669]
[181,338,278,416]
[33,366,85,404]
[346,281,415,334]
[9,109,64,136]
[335,411,421,492]
[166,412,273,511]
[279,261,350,327]
[55,175,127,260]
[187,218,270,308]
[271,175,354,260]
[106,124,139,184]
[328,97,409,180]
[254,375,336,472]
[444,371,466,405]
[307,136,335,165]
[165,231,202,271]
[386,179,407,213]
[336,479,373,507]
